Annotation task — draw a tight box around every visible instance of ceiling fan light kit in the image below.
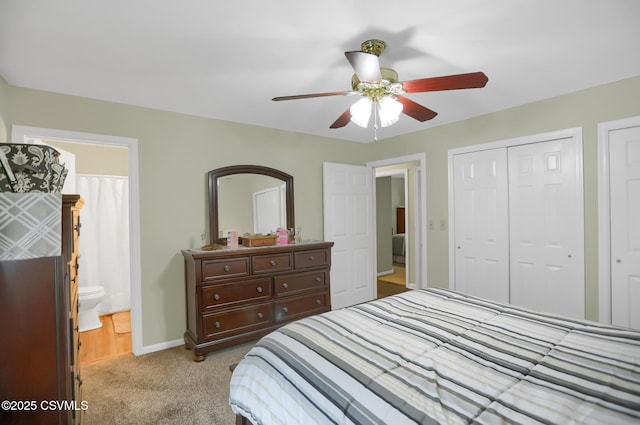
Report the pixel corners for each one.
[272,39,488,137]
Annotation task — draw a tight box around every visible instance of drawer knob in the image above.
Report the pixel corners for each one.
[215,321,221,328]
[309,255,315,261]
[283,307,289,313]
[214,293,220,300]
[256,286,263,293]
[270,260,276,266]
[315,277,321,283]
[282,282,289,289]
[316,299,322,305]
[258,312,263,319]
[224,265,231,272]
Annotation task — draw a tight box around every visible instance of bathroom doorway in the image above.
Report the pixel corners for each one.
[11,125,142,360]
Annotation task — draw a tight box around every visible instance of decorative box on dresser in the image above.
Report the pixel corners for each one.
[0,194,84,425]
[182,241,333,361]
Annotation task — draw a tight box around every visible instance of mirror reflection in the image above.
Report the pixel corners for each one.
[208,165,294,245]
[217,174,286,238]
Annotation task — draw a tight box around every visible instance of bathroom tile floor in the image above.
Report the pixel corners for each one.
[79,311,132,364]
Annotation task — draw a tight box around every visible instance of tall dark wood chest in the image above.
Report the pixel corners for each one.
[0,195,84,424]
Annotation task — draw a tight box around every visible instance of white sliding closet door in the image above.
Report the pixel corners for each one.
[453,148,510,303]
[508,138,584,318]
[609,125,640,329]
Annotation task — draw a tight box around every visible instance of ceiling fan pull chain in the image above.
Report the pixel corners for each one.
[373,103,379,142]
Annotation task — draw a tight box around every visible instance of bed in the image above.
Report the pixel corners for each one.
[392,233,405,264]
[229,288,640,425]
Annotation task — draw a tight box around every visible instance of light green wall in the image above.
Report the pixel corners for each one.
[376,176,392,273]
[366,74,640,321]
[2,84,369,347]
[1,75,638,341]
[0,75,9,140]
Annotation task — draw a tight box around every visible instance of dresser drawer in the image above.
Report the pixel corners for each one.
[202,257,250,281]
[252,253,292,274]
[274,271,327,297]
[201,277,271,311]
[294,249,329,269]
[202,303,272,340]
[274,291,329,323]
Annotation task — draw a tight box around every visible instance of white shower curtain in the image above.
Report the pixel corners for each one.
[76,174,130,313]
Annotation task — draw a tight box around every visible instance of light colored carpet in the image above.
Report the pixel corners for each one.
[81,341,254,424]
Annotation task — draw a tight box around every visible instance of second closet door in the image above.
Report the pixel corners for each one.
[508,138,584,318]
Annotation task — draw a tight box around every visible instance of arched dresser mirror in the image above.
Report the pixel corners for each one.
[208,165,295,244]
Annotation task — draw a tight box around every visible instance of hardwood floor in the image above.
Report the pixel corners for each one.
[377,263,410,299]
[79,311,132,364]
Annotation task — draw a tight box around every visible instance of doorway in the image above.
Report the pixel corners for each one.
[368,153,427,295]
[375,168,408,298]
[323,153,426,309]
[11,125,143,354]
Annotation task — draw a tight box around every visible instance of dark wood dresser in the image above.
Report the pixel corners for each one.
[182,241,333,361]
[0,195,84,425]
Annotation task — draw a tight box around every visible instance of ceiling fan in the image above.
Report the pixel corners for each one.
[272,39,488,130]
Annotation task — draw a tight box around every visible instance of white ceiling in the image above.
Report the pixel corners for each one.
[1,1,639,143]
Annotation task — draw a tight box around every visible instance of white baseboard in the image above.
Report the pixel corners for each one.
[133,338,184,356]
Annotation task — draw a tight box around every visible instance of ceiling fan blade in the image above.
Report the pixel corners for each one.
[402,72,488,93]
[397,97,438,122]
[329,108,352,129]
[272,91,350,101]
[345,51,382,83]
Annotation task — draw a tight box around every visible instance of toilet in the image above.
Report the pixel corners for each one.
[78,286,105,332]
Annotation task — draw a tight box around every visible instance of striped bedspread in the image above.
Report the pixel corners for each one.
[229,289,640,424]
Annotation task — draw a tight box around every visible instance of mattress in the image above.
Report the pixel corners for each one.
[229,288,640,425]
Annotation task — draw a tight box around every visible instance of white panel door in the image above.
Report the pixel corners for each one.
[610,125,640,329]
[508,138,584,318]
[253,186,282,234]
[453,148,510,302]
[323,162,375,309]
